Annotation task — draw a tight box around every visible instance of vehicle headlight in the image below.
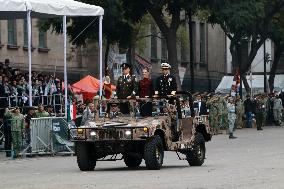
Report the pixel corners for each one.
[143,127,148,133]
[77,128,83,134]
[125,130,132,136]
[90,131,97,136]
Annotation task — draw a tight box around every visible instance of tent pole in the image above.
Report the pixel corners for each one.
[99,16,103,98]
[27,10,32,107]
[63,15,68,118]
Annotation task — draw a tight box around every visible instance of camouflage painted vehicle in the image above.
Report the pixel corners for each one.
[73,91,212,171]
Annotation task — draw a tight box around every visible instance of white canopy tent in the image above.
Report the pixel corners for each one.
[0,0,104,115]
[215,75,284,94]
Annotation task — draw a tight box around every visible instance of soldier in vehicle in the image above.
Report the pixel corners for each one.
[81,102,97,126]
[116,63,138,114]
[116,63,138,99]
[155,63,177,98]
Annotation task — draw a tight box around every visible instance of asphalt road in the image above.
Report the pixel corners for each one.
[0,126,284,189]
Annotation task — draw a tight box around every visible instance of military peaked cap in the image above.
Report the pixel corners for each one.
[121,63,131,69]
[161,62,171,69]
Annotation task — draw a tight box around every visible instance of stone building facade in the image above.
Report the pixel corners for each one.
[0,18,100,82]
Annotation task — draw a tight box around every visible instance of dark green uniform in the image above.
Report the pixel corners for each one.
[4,111,24,157]
[255,99,265,130]
[116,75,138,99]
[116,74,138,114]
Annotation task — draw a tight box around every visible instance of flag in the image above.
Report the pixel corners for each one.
[67,102,76,121]
[231,68,241,96]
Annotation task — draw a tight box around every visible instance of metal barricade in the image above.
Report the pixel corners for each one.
[29,118,53,155]
[0,94,65,116]
[29,117,74,156]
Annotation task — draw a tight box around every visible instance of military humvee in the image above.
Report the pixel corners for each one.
[72,91,212,171]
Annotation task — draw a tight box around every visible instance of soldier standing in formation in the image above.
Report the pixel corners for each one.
[273,94,283,125]
[4,107,24,157]
[155,63,177,98]
[235,94,244,129]
[255,94,265,130]
[227,97,237,139]
[221,95,229,130]
[207,94,219,135]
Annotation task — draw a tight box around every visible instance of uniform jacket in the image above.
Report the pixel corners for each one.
[116,75,138,99]
[193,100,207,116]
[156,74,177,97]
[273,98,283,110]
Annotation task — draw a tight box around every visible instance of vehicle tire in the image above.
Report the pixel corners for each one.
[124,154,142,168]
[76,142,96,171]
[186,133,206,166]
[144,135,164,170]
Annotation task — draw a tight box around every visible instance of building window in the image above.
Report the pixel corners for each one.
[200,23,206,64]
[7,20,17,46]
[23,19,28,47]
[150,24,157,59]
[161,35,167,60]
[38,30,47,48]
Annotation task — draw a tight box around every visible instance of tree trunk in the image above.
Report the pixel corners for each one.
[229,41,237,72]
[188,11,195,93]
[268,43,284,92]
[146,5,181,89]
[166,30,182,89]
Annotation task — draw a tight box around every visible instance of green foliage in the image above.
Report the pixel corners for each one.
[207,0,266,38]
[270,8,284,44]
[39,0,134,48]
[177,25,189,50]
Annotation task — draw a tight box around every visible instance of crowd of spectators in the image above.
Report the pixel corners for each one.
[0,59,66,118]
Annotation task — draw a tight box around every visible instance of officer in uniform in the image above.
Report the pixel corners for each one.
[116,63,138,114]
[155,62,178,141]
[4,107,24,157]
[155,62,177,98]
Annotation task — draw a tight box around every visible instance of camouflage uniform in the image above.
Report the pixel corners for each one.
[235,99,244,128]
[207,96,219,134]
[273,97,283,125]
[227,101,236,136]
[221,97,229,129]
[261,96,268,127]
[4,111,24,157]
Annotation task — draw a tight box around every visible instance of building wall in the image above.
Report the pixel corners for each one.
[0,19,100,82]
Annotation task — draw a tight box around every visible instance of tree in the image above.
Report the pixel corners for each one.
[204,0,284,93]
[122,0,195,89]
[39,0,135,74]
[268,8,284,92]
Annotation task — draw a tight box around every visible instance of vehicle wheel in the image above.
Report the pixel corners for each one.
[123,154,142,168]
[76,142,96,171]
[186,133,205,166]
[144,135,164,170]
